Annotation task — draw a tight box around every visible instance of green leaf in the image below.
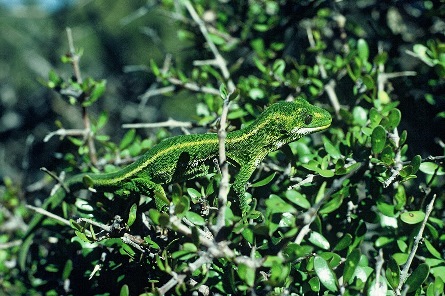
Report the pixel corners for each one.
[369,108,382,127]
[96,111,108,130]
[387,108,401,129]
[424,239,442,259]
[357,38,369,61]
[120,284,129,296]
[411,155,422,174]
[362,75,375,90]
[371,125,386,154]
[405,263,430,293]
[285,190,310,209]
[381,146,395,165]
[400,211,425,224]
[238,263,255,287]
[272,59,286,76]
[352,106,368,126]
[185,211,206,226]
[319,192,344,214]
[333,234,352,251]
[323,136,341,159]
[343,248,361,283]
[420,162,445,175]
[400,165,413,178]
[253,57,267,73]
[219,83,228,100]
[309,231,330,250]
[62,259,73,281]
[314,256,338,292]
[394,185,406,210]
[250,172,276,187]
[119,129,136,150]
[127,203,137,227]
[150,59,160,76]
[187,188,201,201]
[85,79,106,107]
[309,277,320,292]
[378,90,390,104]
[318,169,335,178]
[386,257,400,289]
[393,253,409,265]
[265,195,297,214]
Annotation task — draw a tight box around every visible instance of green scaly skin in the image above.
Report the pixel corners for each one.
[21,100,331,267]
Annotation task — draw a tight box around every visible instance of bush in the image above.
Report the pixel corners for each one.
[2,0,444,295]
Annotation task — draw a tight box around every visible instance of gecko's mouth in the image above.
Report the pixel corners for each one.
[292,124,331,136]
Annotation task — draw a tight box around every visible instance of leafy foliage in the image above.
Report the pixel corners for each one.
[1,0,444,295]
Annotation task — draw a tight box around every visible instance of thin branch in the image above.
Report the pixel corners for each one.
[122,118,194,129]
[26,204,71,226]
[66,28,82,83]
[66,27,98,165]
[138,85,176,101]
[0,240,22,249]
[213,94,230,233]
[44,128,89,142]
[167,77,220,95]
[396,194,436,294]
[182,0,235,92]
[306,26,341,118]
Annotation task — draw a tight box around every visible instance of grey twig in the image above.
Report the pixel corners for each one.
[182,0,235,92]
[306,26,341,118]
[66,27,98,165]
[122,118,194,129]
[396,194,436,294]
[26,204,71,226]
[213,93,230,233]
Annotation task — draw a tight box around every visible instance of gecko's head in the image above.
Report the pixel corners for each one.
[262,100,332,145]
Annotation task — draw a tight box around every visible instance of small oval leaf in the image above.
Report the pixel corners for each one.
[405,263,430,293]
[251,172,276,188]
[127,203,137,227]
[371,125,386,154]
[386,257,400,289]
[314,256,338,292]
[343,248,361,283]
[309,232,330,250]
[401,211,425,224]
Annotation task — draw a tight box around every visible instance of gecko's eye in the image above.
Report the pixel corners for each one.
[304,114,313,125]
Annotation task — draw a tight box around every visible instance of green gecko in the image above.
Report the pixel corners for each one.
[21,99,331,265]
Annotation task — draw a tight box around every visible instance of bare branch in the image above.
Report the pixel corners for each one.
[213,93,230,233]
[182,0,235,92]
[396,194,436,294]
[66,27,98,165]
[122,118,194,129]
[26,204,71,226]
[306,26,341,119]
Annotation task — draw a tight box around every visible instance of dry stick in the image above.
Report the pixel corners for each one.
[306,26,341,119]
[66,27,98,165]
[183,0,235,92]
[44,128,90,142]
[214,96,230,233]
[167,77,221,95]
[182,0,233,232]
[26,205,71,226]
[395,194,436,295]
[122,118,194,129]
